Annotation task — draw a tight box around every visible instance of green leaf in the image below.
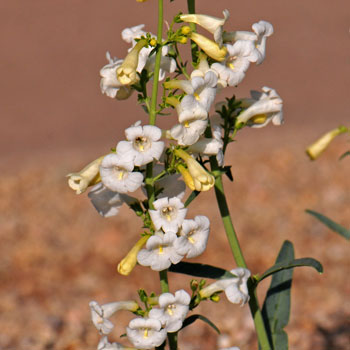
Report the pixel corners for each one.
[339,150,350,161]
[306,209,350,240]
[181,314,220,334]
[184,190,200,207]
[273,330,288,350]
[168,262,236,280]
[261,240,294,350]
[258,257,323,282]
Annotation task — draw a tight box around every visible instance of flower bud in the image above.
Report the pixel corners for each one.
[175,149,215,192]
[117,235,151,276]
[117,39,148,85]
[189,32,227,62]
[67,156,105,194]
[149,38,157,47]
[178,36,188,44]
[306,126,348,160]
[181,26,192,35]
[180,10,229,46]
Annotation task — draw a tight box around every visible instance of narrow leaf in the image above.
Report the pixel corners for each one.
[273,330,288,350]
[306,209,350,240]
[258,257,323,282]
[182,314,220,334]
[261,240,294,350]
[184,190,200,207]
[339,150,350,160]
[169,262,236,279]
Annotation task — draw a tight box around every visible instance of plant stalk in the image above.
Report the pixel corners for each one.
[149,0,164,126]
[210,156,272,350]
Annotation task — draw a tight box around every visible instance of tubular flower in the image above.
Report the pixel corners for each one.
[170,119,208,146]
[199,268,251,305]
[149,290,191,332]
[187,136,223,157]
[100,52,133,100]
[67,155,104,194]
[189,32,227,62]
[306,126,349,160]
[180,10,230,46]
[211,40,259,88]
[117,122,164,166]
[117,39,148,85]
[90,300,139,334]
[174,215,210,258]
[88,183,128,218]
[97,337,125,350]
[99,153,144,193]
[137,231,184,271]
[149,197,187,232]
[236,86,283,128]
[118,235,151,276]
[164,70,218,123]
[126,318,167,349]
[223,20,273,65]
[175,149,215,191]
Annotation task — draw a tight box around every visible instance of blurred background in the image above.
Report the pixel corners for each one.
[0,0,349,349]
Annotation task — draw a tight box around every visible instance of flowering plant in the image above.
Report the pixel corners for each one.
[67,1,323,349]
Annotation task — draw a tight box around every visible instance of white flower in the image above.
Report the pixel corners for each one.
[211,40,259,88]
[187,136,223,157]
[126,317,167,349]
[90,300,139,335]
[100,52,133,100]
[100,153,143,193]
[117,123,164,166]
[164,71,218,123]
[137,231,184,271]
[149,290,191,332]
[175,216,210,258]
[180,10,230,46]
[98,336,125,350]
[149,197,187,232]
[170,119,208,146]
[199,268,251,305]
[251,21,274,64]
[121,24,146,44]
[223,20,273,65]
[67,156,104,194]
[236,86,283,128]
[88,183,126,218]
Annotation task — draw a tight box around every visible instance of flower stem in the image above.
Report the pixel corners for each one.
[209,156,272,350]
[147,0,164,208]
[149,0,164,126]
[186,0,198,63]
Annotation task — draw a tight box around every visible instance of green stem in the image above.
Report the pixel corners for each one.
[186,0,197,63]
[210,156,272,350]
[149,0,164,126]
[147,0,164,208]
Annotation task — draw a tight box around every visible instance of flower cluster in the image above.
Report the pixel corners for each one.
[90,290,191,350]
[67,7,285,350]
[137,197,210,271]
